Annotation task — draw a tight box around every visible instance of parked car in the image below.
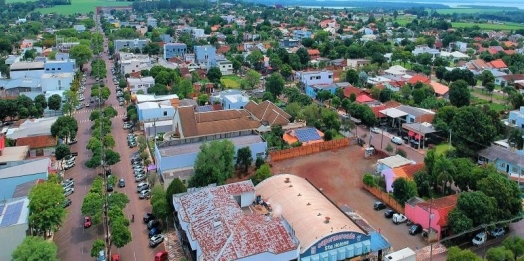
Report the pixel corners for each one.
[391,136,403,145]
[64,155,76,163]
[149,227,162,238]
[62,178,74,189]
[371,127,381,134]
[148,220,160,230]
[409,224,423,235]
[139,189,151,199]
[133,166,145,171]
[137,182,150,192]
[384,209,395,218]
[472,232,487,246]
[134,170,146,177]
[154,251,168,261]
[490,227,505,238]
[67,138,77,145]
[392,213,408,224]
[64,187,75,197]
[143,213,156,223]
[149,234,164,247]
[84,216,92,228]
[63,198,72,208]
[118,178,125,188]
[107,184,114,192]
[373,201,386,210]
[111,254,120,261]
[135,174,147,182]
[129,141,137,148]
[131,158,141,164]
[86,103,90,107]
[123,123,133,129]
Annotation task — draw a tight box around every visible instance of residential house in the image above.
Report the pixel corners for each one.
[307,49,320,60]
[6,117,59,156]
[439,51,470,61]
[0,158,50,199]
[40,73,74,92]
[293,30,312,41]
[346,59,371,69]
[376,155,415,174]
[396,105,436,124]
[0,197,31,261]
[114,39,149,52]
[135,94,181,104]
[137,100,176,136]
[216,60,233,75]
[384,65,407,77]
[210,89,250,109]
[279,39,300,48]
[405,194,458,240]
[191,28,205,40]
[163,43,187,61]
[506,106,524,129]
[296,70,334,86]
[147,18,157,28]
[360,35,377,42]
[450,41,468,52]
[305,83,337,99]
[478,143,524,180]
[497,74,524,87]
[73,24,86,33]
[412,45,441,57]
[194,45,217,69]
[118,52,152,75]
[429,81,450,98]
[407,75,431,85]
[342,85,367,99]
[127,76,155,94]
[244,100,291,128]
[382,163,425,192]
[489,59,508,71]
[283,127,324,145]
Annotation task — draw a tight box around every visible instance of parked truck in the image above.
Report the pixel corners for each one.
[383,247,416,261]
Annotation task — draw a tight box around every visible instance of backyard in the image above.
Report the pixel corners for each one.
[6,0,131,15]
[220,75,242,89]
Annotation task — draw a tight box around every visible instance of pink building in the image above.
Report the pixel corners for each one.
[404,194,458,240]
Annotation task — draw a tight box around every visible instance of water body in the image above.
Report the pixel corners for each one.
[277,0,524,9]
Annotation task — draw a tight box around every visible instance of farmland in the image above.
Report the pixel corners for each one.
[451,22,524,30]
[6,0,131,15]
[433,8,509,14]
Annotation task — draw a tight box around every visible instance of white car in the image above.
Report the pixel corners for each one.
[123,123,133,129]
[371,127,381,134]
[64,187,75,197]
[391,136,403,145]
[392,213,407,224]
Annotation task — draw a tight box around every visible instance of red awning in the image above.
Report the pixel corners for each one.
[408,131,414,137]
[414,134,421,140]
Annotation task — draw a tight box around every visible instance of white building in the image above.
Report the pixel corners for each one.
[296,70,334,86]
[216,60,233,75]
[41,72,74,92]
[118,52,152,75]
[412,45,440,57]
[127,77,155,93]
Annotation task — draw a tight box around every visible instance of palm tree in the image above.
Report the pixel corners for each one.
[508,129,524,150]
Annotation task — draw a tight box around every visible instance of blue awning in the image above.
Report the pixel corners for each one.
[370,232,391,252]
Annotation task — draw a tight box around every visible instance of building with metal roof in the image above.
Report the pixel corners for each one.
[172,180,300,261]
[256,174,372,261]
[0,158,50,200]
[0,197,30,261]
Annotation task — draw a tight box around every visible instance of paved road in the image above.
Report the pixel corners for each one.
[54,32,165,261]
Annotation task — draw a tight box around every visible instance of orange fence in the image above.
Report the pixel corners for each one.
[363,185,405,214]
[269,138,350,162]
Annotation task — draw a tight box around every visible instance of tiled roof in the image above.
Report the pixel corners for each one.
[392,163,425,180]
[16,135,56,149]
[173,181,298,260]
[244,100,290,126]
[371,105,387,118]
[384,100,401,108]
[408,75,431,85]
[501,74,524,82]
[416,194,458,226]
[356,94,374,103]
[343,86,365,98]
[489,59,507,69]
[307,49,320,55]
[429,81,449,95]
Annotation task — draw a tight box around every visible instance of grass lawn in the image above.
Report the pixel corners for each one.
[434,8,508,15]
[6,0,132,15]
[220,75,242,89]
[451,22,524,30]
[471,88,506,101]
[487,103,508,112]
[395,16,415,26]
[434,143,454,156]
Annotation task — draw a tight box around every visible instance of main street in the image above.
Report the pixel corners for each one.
[54,31,165,261]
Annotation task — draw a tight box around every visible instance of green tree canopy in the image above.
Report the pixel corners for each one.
[28,182,67,237]
[189,140,235,187]
[450,106,499,156]
[165,178,187,211]
[12,236,58,261]
[251,164,272,185]
[69,44,93,69]
[449,80,470,107]
[265,72,285,98]
[392,177,418,205]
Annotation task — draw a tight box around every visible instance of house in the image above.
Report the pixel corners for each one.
[497,74,524,87]
[171,181,300,260]
[384,65,407,77]
[307,49,320,60]
[405,194,458,240]
[244,100,291,127]
[114,39,149,52]
[73,24,86,32]
[407,75,431,85]
[15,135,56,154]
[305,83,337,99]
[0,197,31,261]
[478,145,524,181]
[506,106,524,129]
[296,70,334,87]
[376,155,415,174]
[210,89,250,109]
[216,60,233,75]
[396,105,436,124]
[342,86,367,98]
[382,163,425,192]
[0,158,51,199]
[40,73,74,92]
[346,59,371,69]
[355,94,376,104]
[283,127,324,145]
[429,81,450,98]
[163,43,187,61]
[360,35,377,42]
[127,76,155,93]
[118,52,152,75]
[194,45,217,69]
[279,39,300,48]
[293,30,312,41]
[146,18,157,28]
[489,59,508,71]
[412,45,440,57]
[451,41,468,52]
[137,100,175,128]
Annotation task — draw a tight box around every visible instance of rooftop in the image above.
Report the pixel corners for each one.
[396,105,435,117]
[173,181,298,260]
[0,197,29,228]
[127,76,155,84]
[0,146,29,162]
[256,174,365,253]
[15,135,56,149]
[244,100,290,126]
[0,158,50,179]
[5,117,58,139]
[177,107,260,137]
[41,72,75,79]
[135,94,179,103]
[478,145,524,169]
[159,135,264,157]
[10,61,45,70]
[378,155,415,169]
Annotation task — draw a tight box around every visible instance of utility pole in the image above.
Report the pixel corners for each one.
[428,198,433,261]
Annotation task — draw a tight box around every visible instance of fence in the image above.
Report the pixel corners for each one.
[269,138,350,162]
[363,185,405,214]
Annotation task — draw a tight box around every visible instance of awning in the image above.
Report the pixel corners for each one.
[414,134,421,140]
[408,131,414,137]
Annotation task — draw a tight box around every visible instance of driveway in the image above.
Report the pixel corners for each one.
[271,146,428,251]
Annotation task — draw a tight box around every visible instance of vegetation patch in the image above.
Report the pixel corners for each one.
[220,75,241,89]
[451,22,524,30]
[17,0,133,15]
[434,8,508,15]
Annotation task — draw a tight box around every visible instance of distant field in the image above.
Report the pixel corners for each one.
[7,0,131,15]
[452,22,524,30]
[434,8,508,14]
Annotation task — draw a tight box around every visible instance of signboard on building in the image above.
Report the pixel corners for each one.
[301,232,369,257]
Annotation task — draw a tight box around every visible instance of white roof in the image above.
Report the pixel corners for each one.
[143,120,172,128]
[379,108,408,118]
[41,72,74,79]
[135,94,179,103]
[0,158,50,179]
[5,117,58,139]
[127,76,154,85]
[378,155,414,169]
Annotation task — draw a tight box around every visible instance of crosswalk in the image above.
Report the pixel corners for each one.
[77,114,125,123]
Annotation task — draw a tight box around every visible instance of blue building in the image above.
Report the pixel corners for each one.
[305,83,337,99]
[507,106,524,129]
[478,145,524,180]
[194,45,217,68]
[163,43,187,61]
[0,158,50,200]
[279,39,300,48]
[293,30,312,41]
[44,60,76,74]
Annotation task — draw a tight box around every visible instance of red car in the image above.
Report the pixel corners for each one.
[154,251,168,261]
[111,254,120,261]
[84,216,92,228]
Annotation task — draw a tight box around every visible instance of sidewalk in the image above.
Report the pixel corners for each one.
[164,230,187,261]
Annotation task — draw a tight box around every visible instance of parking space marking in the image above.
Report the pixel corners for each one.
[134,252,137,261]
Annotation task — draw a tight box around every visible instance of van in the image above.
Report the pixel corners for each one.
[391,136,403,145]
[154,251,168,261]
[137,182,150,192]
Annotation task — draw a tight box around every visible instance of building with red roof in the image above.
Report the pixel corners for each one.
[342,86,367,98]
[407,75,431,85]
[405,194,458,240]
[356,94,375,104]
[489,59,508,70]
[307,49,320,60]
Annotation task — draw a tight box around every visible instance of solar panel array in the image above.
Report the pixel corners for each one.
[295,128,321,143]
[196,105,213,112]
[0,202,24,228]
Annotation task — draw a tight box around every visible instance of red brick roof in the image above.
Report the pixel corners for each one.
[356,94,374,103]
[408,75,431,85]
[307,49,320,55]
[342,86,365,98]
[489,59,507,69]
[371,105,387,118]
[417,194,458,226]
[16,135,56,149]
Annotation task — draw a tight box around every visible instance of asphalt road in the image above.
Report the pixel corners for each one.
[54,37,165,261]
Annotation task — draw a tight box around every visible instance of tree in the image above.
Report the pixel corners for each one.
[34,94,47,112]
[346,69,359,85]
[244,70,261,90]
[503,236,524,261]
[28,182,67,237]
[236,146,253,173]
[104,149,121,166]
[81,192,104,224]
[392,178,417,205]
[90,239,105,258]
[103,107,118,118]
[103,134,116,148]
[479,70,496,86]
[265,72,285,98]
[450,106,499,156]
[111,220,132,248]
[447,246,484,261]
[165,178,187,211]
[485,82,496,101]
[486,246,515,261]
[508,129,524,150]
[477,173,522,220]
[55,144,71,170]
[447,208,473,234]
[251,164,272,185]
[455,191,497,227]
[47,94,62,114]
[177,78,193,99]
[190,140,235,187]
[449,80,470,107]
[12,236,58,261]
[86,137,102,152]
[69,44,93,69]
[91,86,111,103]
[207,67,222,84]
[151,186,169,220]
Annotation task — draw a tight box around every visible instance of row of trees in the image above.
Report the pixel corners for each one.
[446,236,524,261]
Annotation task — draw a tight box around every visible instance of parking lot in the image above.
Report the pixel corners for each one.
[271,145,428,251]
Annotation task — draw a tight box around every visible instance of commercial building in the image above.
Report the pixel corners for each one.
[0,158,50,199]
[163,43,187,61]
[114,39,149,52]
[41,73,74,92]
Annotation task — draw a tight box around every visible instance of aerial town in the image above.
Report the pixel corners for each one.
[0,0,524,260]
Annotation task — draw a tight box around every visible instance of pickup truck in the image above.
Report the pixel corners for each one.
[392,213,407,224]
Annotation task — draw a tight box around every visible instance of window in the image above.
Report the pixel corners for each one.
[58,68,61,70]
[328,75,332,79]
[163,111,168,116]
